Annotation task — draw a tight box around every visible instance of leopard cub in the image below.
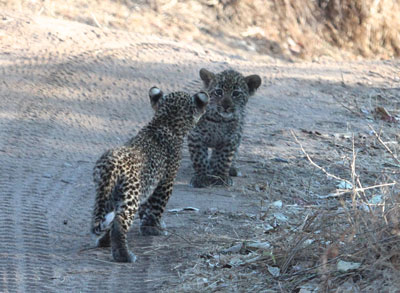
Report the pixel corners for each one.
[91,87,209,262]
[188,68,261,188]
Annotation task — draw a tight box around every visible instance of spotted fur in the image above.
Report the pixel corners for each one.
[91,87,209,262]
[188,69,261,188]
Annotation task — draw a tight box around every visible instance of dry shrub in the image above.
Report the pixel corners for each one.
[315,190,400,291]
[261,0,400,59]
[285,130,400,290]
[267,132,400,291]
[323,0,400,58]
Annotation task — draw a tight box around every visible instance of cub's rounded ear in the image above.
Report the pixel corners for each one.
[244,75,262,96]
[149,86,164,110]
[193,91,209,109]
[199,68,215,88]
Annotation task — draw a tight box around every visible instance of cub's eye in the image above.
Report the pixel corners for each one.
[232,90,241,97]
[214,89,223,96]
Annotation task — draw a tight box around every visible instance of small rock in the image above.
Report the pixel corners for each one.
[273,212,288,222]
[316,193,339,199]
[273,157,289,163]
[337,260,361,272]
[229,256,244,266]
[263,223,274,232]
[271,200,283,208]
[360,107,369,115]
[267,265,280,277]
[221,243,243,254]
[337,181,353,189]
[304,239,314,245]
[247,241,271,250]
[369,194,383,204]
[168,207,199,213]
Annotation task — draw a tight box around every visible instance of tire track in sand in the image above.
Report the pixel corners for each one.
[0,12,210,292]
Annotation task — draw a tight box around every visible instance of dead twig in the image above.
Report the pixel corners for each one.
[163,228,201,247]
[90,12,102,28]
[337,98,363,117]
[369,124,400,166]
[292,130,396,194]
[281,235,309,274]
[291,130,352,185]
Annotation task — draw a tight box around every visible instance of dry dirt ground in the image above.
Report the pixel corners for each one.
[0,10,400,292]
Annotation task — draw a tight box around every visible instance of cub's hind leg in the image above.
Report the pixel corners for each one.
[110,180,140,263]
[139,178,174,236]
[95,201,117,247]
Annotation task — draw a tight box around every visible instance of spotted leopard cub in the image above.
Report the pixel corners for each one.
[188,69,261,188]
[91,87,209,262]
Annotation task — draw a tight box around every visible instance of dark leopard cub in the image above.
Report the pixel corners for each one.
[91,87,209,262]
[188,69,261,188]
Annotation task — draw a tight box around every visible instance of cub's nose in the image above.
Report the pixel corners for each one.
[221,98,232,110]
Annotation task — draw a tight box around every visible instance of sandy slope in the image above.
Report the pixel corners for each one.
[0,11,399,292]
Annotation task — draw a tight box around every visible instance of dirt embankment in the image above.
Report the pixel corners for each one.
[2,0,400,60]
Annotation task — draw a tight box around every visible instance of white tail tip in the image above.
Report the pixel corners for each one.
[100,211,115,230]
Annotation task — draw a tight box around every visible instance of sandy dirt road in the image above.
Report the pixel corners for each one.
[0,11,399,292]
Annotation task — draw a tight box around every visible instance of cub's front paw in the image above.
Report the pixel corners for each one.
[209,175,233,187]
[140,220,167,236]
[112,247,137,263]
[190,175,211,188]
[229,166,242,177]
